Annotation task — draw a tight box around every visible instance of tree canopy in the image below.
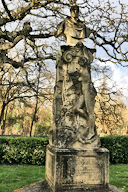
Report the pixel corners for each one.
[0,0,127,68]
[0,0,128,135]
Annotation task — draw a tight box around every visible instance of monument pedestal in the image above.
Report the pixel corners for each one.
[46,145,109,192]
[45,28,110,191]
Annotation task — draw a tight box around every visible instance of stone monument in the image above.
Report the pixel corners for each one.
[46,5,109,192]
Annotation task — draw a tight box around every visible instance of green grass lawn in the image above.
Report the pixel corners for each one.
[0,165,45,192]
[0,164,128,192]
[109,164,128,192]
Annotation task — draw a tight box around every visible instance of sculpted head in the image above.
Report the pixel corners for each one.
[70,5,79,19]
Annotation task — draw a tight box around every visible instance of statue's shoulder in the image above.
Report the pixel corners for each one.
[58,17,70,26]
[64,16,71,23]
[56,17,72,37]
[66,16,70,20]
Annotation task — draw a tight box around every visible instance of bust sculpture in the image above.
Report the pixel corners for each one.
[55,5,92,46]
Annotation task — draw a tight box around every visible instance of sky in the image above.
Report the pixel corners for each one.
[107,63,128,98]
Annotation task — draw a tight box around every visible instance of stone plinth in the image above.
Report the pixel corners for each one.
[46,145,109,192]
[14,181,123,192]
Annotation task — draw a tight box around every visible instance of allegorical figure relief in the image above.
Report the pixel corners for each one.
[53,5,100,149]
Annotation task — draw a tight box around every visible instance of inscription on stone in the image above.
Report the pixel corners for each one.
[61,155,103,185]
[74,156,103,184]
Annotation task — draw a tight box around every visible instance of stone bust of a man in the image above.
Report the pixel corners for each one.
[56,5,92,46]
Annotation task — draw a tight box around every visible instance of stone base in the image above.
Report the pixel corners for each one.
[46,145,109,192]
[14,180,123,192]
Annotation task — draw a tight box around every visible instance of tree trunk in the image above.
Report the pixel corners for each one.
[0,102,6,135]
[29,64,41,137]
[29,97,38,137]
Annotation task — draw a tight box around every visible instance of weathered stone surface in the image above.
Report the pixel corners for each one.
[51,43,100,150]
[46,145,109,192]
[46,5,110,192]
[14,180,123,192]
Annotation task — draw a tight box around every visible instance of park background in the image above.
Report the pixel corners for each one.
[0,0,128,191]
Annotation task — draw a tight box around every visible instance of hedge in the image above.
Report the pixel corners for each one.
[0,136,127,165]
[101,135,128,164]
[0,136,48,165]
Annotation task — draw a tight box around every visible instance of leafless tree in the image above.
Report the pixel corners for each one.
[0,0,127,135]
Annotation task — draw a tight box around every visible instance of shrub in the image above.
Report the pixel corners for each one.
[0,136,48,165]
[0,136,127,165]
[101,136,128,164]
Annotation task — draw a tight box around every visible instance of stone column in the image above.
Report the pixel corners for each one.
[46,43,109,192]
